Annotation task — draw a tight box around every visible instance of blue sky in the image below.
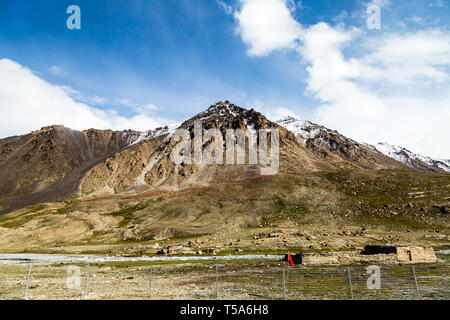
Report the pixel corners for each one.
[0,0,311,119]
[0,0,449,158]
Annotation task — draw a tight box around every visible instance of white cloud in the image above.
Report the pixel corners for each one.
[234,0,302,56]
[0,59,173,138]
[357,29,450,86]
[298,23,450,158]
[233,0,450,158]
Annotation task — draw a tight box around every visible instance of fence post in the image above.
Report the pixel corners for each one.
[282,268,286,300]
[83,263,90,298]
[347,267,354,299]
[215,265,219,299]
[411,265,420,298]
[148,265,153,298]
[23,264,32,299]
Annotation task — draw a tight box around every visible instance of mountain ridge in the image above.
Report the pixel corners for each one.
[276,116,448,173]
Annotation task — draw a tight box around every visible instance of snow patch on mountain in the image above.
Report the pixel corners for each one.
[120,131,142,146]
[375,143,450,172]
[194,101,245,123]
[129,123,180,146]
[275,116,321,143]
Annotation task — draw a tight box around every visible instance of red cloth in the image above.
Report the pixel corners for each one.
[288,253,295,266]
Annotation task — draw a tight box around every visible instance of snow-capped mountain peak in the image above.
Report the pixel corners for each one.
[275,116,321,142]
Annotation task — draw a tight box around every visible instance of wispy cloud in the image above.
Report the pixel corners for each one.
[429,0,444,8]
[216,0,233,15]
[48,65,65,76]
[117,98,161,114]
[61,86,108,106]
[286,0,303,12]
[364,0,392,9]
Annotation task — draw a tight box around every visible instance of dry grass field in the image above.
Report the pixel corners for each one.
[1,255,449,300]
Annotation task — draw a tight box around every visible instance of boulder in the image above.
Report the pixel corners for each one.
[121,229,134,241]
[397,246,437,263]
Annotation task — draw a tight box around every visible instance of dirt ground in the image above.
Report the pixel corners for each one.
[1,170,449,257]
[1,255,449,300]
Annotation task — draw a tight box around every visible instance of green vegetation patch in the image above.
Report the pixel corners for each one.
[106,201,150,228]
[0,204,48,228]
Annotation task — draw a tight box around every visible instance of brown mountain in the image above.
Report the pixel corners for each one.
[0,101,448,254]
[0,125,140,213]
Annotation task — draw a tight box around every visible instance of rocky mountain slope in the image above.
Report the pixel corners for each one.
[0,126,142,213]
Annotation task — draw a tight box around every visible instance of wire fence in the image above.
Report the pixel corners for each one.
[0,262,449,300]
